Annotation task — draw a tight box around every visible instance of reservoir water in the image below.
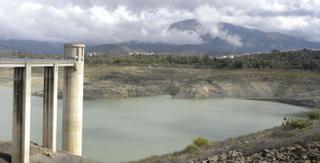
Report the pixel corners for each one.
[0,87,310,162]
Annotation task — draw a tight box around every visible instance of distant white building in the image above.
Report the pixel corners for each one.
[86,52,97,57]
[129,52,156,56]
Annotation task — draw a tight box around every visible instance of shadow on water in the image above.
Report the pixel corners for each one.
[0,152,11,163]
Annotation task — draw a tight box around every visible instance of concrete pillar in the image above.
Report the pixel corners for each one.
[62,43,85,155]
[42,65,58,152]
[12,64,31,163]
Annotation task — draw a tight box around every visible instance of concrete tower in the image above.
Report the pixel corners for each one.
[62,43,85,155]
[12,64,31,163]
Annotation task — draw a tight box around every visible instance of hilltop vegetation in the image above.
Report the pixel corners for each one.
[1,48,320,71]
[0,51,62,59]
[85,49,320,71]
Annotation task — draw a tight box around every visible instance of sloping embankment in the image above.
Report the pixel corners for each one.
[83,67,320,108]
[0,141,100,163]
[2,67,320,108]
[132,121,320,163]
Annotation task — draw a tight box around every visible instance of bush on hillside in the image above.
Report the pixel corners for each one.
[183,144,199,153]
[193,137,210,147]
[308,111,320,120]
[282,118,313,129]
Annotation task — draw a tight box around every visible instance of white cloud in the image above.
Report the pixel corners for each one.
[90,6,138,24]
[276,16,308,30]
[193,4,244,47]
[0,0,318,44]
[261,1,288,12]
[218,29,243,47]
[18,2,43,12]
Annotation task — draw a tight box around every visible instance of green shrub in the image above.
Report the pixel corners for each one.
[316,134,320,141]
[282,118,313,129]
[312,133,320,141]
[183,144,199,153]
[193,137,210,147]
[166,83,181,96]
[308,111,320,120]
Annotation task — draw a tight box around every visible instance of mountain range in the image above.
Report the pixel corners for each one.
[168,19,320,53]
[0,39,63,54]
[1,19,320,56]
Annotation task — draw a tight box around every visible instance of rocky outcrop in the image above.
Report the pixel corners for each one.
[174,81,277,99]
[199,142,320,163]
[173,77,320,108]
[26,67,320,108]
[83,84,168,100]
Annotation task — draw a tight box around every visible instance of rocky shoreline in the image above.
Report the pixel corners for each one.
[198,142,320,163]
[2,66,320,109]
[29,67,320,109]
[83,66,320,109]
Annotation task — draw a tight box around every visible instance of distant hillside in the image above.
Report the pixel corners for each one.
[0,39,63,54]
[86,49,320,71]
[169,19,320,52]
[87,41,211,55]
[168,19,202,32]
[1,19,320,55]
[90,19,320,56]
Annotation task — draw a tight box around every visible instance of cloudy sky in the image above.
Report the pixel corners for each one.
[0,0,319,44]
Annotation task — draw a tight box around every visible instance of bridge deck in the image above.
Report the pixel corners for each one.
[0,58,76,67]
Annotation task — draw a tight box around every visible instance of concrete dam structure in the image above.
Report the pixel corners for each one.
[0,43,85,163]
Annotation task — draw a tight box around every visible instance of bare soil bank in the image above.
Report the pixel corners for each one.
[84,65,320,108]
[1,66,319,108]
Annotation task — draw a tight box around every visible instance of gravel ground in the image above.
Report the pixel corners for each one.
[197,142,320,163]
[0,141,100,163]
